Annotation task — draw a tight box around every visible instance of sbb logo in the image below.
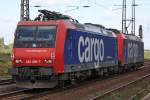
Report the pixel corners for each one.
[78,36,104,67]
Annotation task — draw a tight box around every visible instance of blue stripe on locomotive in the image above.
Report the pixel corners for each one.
[123,39,144,64]
[64,29,118,69]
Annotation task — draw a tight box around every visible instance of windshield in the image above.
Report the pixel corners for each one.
[37,26,56,41]
[16,26,36,41]
[14,26,56,48]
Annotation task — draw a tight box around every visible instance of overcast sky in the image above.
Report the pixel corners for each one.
[0,0,150,49]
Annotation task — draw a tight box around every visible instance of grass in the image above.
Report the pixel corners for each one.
[0,58,12,80]
[0,43,12,54]
[0,48,11,55]
[144,50,150,60]
[0,46,12,80]
[0,63,12,80]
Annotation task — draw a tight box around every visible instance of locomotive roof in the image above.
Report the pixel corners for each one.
[72,22,116,37]
[106,28,142,41]
[125,34,143,42]
[107,28,121,33]
[27,9,116,37]
[84,23,105,29]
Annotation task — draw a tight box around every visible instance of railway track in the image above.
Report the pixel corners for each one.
[0,60,149,100]
[0,79,14,85]
[0,83,80,100]
[33,61,150,100]
[87,62,150,100]
[144,60,150,64]
[17,79,103,100]
[89,74,150,100]
[0,74,122,100]
[19,61,150,100]
[0,88,35,100]
[0,79,18,96]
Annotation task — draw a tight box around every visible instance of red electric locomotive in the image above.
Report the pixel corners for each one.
[108,29,144,70]
[11,10,77,88]
[11,10,144,88]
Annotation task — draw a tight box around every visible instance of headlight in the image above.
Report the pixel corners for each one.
[15,59,23,64]
[44,59,52,64]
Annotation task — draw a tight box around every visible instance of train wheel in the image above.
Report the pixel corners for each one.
[114,66,119,74]
[58,80,65,88]
[103,68,109,77]
[118,67,123,74]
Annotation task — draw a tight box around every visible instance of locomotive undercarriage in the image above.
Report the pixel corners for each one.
[11,66,59,88]
[11,62,143,88]
[69,62,143,82]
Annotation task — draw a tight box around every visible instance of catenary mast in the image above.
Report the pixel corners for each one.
[131,0,136,35]
[122,0,127,34]
[20,0,30,21]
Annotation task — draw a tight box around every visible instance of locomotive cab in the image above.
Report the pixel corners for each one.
[11,19,75,88]
[11,22,57,88]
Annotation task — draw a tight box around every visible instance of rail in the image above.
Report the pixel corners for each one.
[89,74,150,100]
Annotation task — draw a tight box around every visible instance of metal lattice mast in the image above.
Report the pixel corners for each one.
[122,0,127,34]
[131,0,136,35]
[20,0,30,21]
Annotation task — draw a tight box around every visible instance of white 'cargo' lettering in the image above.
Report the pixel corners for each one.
[78,36,104,67]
